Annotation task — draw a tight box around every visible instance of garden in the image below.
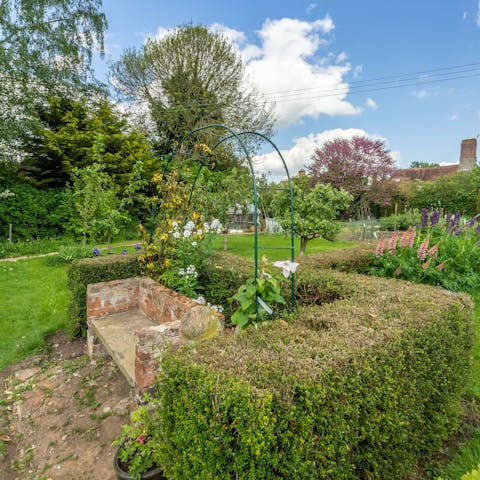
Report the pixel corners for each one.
[1,7,480,479]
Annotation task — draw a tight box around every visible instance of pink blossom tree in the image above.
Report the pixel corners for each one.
[308,136,397,218]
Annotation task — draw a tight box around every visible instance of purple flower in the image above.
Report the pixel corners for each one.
[121,249,127,255]
[445,213,452,228]
[453,229,462,237]
[93,247,101,256]
[467,214,479,227]
[453,211,461,227]
[135,242,142,251]
[421,208,428,229]
[429,209,440,227]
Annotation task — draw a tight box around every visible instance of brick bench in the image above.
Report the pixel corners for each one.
[86,277,224,391]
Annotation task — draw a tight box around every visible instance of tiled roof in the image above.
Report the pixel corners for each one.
[392,165,459,181]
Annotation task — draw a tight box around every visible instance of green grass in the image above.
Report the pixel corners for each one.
[209,233,355,261]
[0,257,70,370]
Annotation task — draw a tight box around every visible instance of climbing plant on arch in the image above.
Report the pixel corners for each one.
[175,123,296,317]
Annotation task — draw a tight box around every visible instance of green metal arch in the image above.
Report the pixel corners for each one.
[171,123,296,316]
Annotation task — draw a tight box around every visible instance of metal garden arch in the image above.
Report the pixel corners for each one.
[173,123,296,317]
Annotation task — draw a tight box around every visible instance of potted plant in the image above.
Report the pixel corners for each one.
[113,401,165,480]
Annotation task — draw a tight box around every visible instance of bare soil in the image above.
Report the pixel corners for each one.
[0,332,132,480]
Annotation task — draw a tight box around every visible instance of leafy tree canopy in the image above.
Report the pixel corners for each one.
[0,0,107,154]
[309,136,397,219]
[273,177,352,255]
[111,24,275,161]
[410,161,440,168]
[20,96,156,188]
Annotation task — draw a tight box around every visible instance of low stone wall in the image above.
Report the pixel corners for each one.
[86,277,224,391]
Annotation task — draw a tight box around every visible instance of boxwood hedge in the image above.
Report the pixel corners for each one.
[67,254,141,334]
[151,253,475,480]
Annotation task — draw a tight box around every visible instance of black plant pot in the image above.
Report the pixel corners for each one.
[113,447,166,480]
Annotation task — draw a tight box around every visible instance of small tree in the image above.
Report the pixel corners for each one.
[274,180,352,255]
[68,137,128,247]
[309,136,396,219]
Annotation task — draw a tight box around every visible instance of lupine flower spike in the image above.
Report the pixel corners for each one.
[417,237,429,260]
[388,232,400,254]
[375,237,385,257]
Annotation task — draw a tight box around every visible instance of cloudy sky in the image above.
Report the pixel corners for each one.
[95,0,480,179]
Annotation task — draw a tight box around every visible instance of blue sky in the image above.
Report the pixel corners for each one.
[95,0,480,178]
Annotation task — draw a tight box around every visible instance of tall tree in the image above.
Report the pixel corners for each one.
[111,24,275,158]
[0,0,107,155]
[309,136,396,219]
[20,96,156,188]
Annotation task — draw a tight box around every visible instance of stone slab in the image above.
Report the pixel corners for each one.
[91,310,155,386]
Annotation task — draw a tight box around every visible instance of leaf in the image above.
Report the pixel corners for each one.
[231,310,249,328]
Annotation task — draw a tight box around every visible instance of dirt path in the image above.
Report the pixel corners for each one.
[0,333,131,480]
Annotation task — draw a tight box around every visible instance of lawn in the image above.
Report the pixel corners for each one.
[209,233,355,260]
[0,257,70,370]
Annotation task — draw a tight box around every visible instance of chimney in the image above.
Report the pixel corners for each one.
[459,138,477,171]
[297,169,305,177]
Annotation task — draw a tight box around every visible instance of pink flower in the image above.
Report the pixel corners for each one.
[137,435,145,444]
[422,259,432,270]
[399,228,416,248]
[375,238,385,257]
[417,237,429,260]
[407,228,416,247]
[394,265,402,276]
[388,232,400,254]
[436,262,445,271]
[427,243,439,257]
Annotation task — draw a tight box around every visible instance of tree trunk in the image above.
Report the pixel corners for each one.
[300,237,308,256]
[223,230,228,251]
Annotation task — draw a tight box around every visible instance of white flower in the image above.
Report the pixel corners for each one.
[172,221,178,230]
[196,229,203,236]
[184,220,195,231]
[194,296,206,305]
[173,231,180,239]
[210,218,223,233]
[273,260,299,279]
[203,222,210,233]
[183,230,191,238]
[178,269,185,276]
[191,241,198,247]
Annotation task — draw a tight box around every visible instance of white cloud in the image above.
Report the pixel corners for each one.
[450,113,460,120]
[253,128,393,180]
[477,1,480,27]
[463,11,468,20]
[365,97,378,110]
[336,51,347,63]
[144,17,359,127]
[242,17,359,127]
[353,65,363,79]
[412,89,430,99]
[306,3,318,14]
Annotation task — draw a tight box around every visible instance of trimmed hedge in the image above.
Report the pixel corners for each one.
[151,255,475,479]
[67,254,141,334]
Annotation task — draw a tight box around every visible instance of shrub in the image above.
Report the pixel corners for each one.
[67,254,141,334]
[150,265,475,479]
[380,210,420,231]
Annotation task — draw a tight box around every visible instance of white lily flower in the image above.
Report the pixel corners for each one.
[273,260,299,279]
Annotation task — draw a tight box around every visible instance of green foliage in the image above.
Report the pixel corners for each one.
[408,168,480,216]
[230,258,288,329]
[113,398,162,480]
[0,182,69,241]
[274,180,352,255]
[371,211,480,295]
[462,466,480,480]
[20,96,156,188]
[68,161,128,246]
[0,0,106,154]
[379,210,420,230]
[111,24,274,155]
[57,244,92,263]
[148,256,475,479]
[67,254,141,335]
[410,161,440,168]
